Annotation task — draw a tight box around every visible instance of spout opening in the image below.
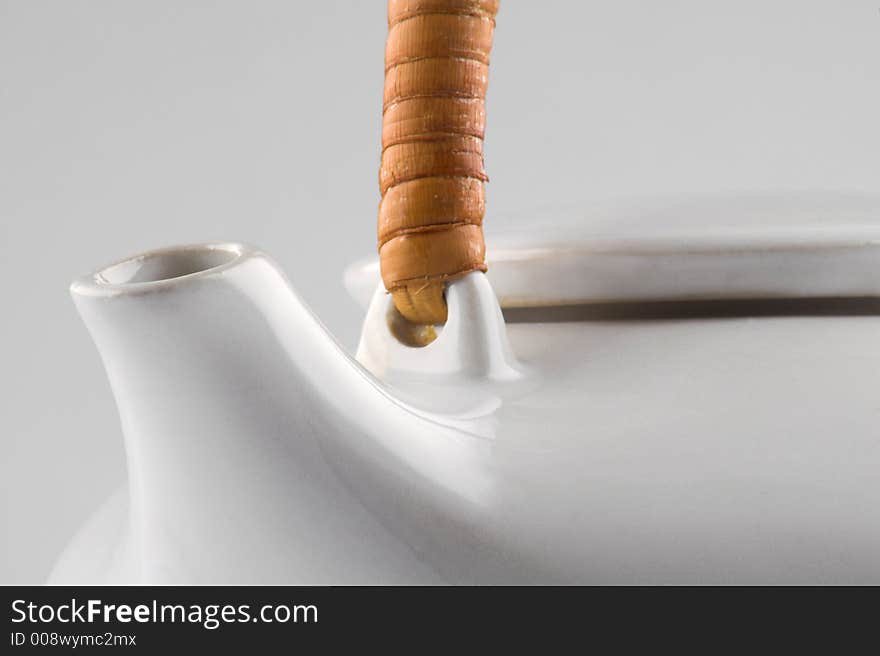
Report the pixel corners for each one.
[71,242,252,298]
[97,245,240,284]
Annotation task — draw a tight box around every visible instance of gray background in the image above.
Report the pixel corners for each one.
[2,0,879,583]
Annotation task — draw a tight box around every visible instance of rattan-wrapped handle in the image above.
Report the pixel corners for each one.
[379,0,498,325]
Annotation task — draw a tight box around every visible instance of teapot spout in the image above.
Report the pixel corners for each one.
[64,243,489,584]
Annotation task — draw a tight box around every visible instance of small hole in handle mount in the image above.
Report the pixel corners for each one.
[386,302,441,347]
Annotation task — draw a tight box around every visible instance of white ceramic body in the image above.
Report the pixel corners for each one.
[53,196,880,584]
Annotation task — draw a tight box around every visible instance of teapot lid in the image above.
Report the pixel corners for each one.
[345,191,880,310]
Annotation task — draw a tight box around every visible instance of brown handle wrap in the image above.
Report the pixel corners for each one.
[379,0,498,325]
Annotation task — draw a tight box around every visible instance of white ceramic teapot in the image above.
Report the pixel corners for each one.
[51,192,880,584]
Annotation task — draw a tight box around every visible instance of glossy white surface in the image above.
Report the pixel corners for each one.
[54,225,880,583]
[8,0,880,585]
[346,192,880,309]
